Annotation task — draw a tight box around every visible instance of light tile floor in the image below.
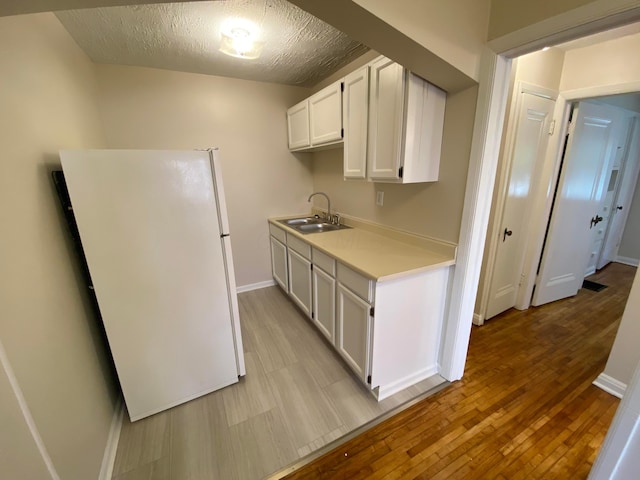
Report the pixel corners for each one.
[112,286,445,480]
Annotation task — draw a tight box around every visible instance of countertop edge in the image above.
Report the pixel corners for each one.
[268,216,456,282]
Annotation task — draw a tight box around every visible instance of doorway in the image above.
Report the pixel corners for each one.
[533,98,639,307]
[476,41,640,324]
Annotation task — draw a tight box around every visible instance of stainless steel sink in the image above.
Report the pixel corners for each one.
[279,216,322,226]
[294,223,351,234]
[277,217,350,234]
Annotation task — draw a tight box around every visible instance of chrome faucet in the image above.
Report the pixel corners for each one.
[308,192,331,222]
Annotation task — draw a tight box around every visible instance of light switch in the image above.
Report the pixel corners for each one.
[376,191,384,206]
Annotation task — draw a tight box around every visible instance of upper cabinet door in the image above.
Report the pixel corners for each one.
[287,100,310,150]
[368,56,405,181]
[343,67,369,179]
[309,81,343,146]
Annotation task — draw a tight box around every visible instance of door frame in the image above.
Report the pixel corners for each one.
[440,1,640,382]
[442,7,640,477]
[475,82,558,325]
[597,115,640,269]
[519,86,640,311]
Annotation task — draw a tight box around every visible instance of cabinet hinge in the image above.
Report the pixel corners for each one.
[341,82,344,92]
[398,166,404,178]
[367,375,372,384]
[548,119,556,136]
[311,311,314,319]
[369,306,375,317]
[310,264,313,271]
[341,128,344,138]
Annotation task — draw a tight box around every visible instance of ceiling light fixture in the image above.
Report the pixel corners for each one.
[219,19,264,60]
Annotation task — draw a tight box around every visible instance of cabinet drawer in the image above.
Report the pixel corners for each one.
[287,234,311,260]
[337,263,373,303]
[312,248,336,276]
[269,223,287,244]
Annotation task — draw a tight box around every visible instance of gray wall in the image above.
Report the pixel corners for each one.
[0,13,118,479]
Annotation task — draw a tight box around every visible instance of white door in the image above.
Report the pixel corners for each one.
[309,80,343,146]
[336,283,372,383]
[287,100,310,149]
[343,66,369,179]
[486,92,555,320]
[270,236,288,291]
[288,249,312,317]
[368,56,404,181]
[312,266,336,342]
[60,150,240,421]
[598,116,639,269]
[532,102,620,306]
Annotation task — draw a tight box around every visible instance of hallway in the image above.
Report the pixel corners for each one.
[283,262,636,479]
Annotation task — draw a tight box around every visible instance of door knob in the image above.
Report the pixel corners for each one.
[503,228,513,242]
[616,205,623,211]
[590,215,604,228]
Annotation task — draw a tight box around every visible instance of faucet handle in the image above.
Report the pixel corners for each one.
[332,214,341,225]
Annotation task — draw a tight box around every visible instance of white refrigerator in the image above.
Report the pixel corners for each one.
[60,149,245,421]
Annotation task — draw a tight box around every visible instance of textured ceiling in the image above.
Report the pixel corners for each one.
[56,0,369,87]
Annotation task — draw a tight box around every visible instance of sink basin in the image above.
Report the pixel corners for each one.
[294,223,351,234]
[277,216,350,234]
[279,216,322,226]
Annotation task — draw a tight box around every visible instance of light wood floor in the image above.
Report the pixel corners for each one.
[111,286,445,480]
[283,262,636,479]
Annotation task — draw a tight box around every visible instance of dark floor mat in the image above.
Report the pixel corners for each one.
[582,279,608,292]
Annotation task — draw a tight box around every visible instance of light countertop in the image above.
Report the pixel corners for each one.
[268,215,456,282]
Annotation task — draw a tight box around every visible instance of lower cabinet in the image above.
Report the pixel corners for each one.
[312,266,336,343]
[270,236,288,291]
[269,221,450,401]
[287,248,312,317]
[336,283,372,383]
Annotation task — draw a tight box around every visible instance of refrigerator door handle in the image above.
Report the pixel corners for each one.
[208,149,231,236]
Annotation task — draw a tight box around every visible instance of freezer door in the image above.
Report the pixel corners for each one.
[60,149,240,421]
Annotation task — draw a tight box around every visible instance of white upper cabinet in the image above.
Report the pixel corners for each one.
[287,100,310,150]
[368,57,405,180]
[287,80,343,152]
[286,56,445,183]
[343,66,369,179]
[309,81,343,146]
[367,56,446,184]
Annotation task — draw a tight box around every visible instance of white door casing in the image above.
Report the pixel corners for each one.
[60,149,241,421]
[485,90,556,320]
[532,102,620,306]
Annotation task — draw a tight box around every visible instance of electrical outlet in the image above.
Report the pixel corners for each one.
[376,191,384,206]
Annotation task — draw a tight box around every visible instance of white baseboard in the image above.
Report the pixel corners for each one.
[376,365,438,401]
[472,313,484,326]
[593,373,627,399]
[615,256,639,267]
[236,279,276,294]
[99,398,124,480]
